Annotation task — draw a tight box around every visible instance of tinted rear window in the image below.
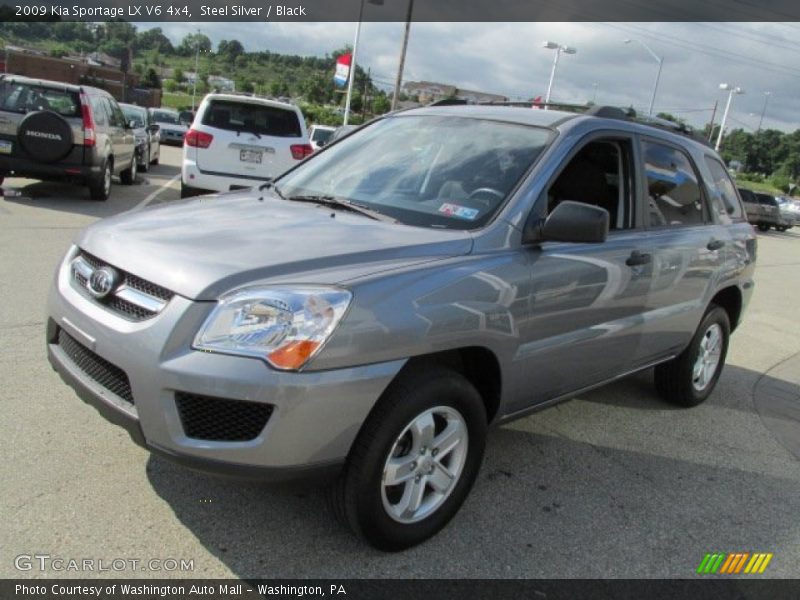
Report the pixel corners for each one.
[0,82,80,117]
[201,100,301,137]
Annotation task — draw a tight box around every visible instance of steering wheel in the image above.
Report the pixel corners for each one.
[467,187,505,209]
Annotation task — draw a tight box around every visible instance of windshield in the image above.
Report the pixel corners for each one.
[276,115,550,229]
[152,110,179,125]
[121,106,145,128]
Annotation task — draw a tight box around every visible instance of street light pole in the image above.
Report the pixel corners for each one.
[757,91,771,132]
[542,41,576,109]
[623,39,663,117]
[191,29,200,112]
[391,0,414,111]
[715,83,744,152]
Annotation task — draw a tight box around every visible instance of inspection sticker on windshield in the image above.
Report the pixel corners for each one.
[439,203,479,220]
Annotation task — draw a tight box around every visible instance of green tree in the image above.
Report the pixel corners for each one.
[177,33,212,56]
[136,27,174,54]
[173,68,185,83]
[141,68,162,89]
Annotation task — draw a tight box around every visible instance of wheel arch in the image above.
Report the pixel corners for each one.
[710,285,743,332]
[396,346,503,424]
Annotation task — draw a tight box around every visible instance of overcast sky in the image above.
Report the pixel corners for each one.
[140,22,800,133]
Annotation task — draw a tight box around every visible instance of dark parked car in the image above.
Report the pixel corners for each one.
[48,105,755,550]
[0,75,137,200]
[120,103,160,172]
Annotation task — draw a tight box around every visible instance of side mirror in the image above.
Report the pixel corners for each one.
[523,201,609,244]
[149,123,160,133]
[317,139,326,148]
[126,120,137,130]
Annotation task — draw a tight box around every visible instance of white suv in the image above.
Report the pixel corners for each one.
[181,93,312,197]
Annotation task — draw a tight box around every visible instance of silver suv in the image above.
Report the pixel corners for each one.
[47,105,756,550]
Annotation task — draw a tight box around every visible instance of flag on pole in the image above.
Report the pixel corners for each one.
[334,53,352,87]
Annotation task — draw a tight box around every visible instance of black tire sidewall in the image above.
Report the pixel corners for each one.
[17,111,73,162]
[682,306,730,404]
[347,370,487,551]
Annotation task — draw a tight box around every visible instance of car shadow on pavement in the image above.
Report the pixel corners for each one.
[145,365,800,578]
[1,163,180,218]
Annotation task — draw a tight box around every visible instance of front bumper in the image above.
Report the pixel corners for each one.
[47,250,405,482]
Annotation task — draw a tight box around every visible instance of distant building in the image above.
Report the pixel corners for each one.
[0,47,161,107]
[403,81,508,104]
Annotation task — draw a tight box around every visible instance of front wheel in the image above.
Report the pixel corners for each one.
[140,146,150,172]
[329,366,487,551]
[757,223,770,231]
[654,305,730,407]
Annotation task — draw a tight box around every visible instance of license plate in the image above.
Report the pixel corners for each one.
[0,140,12,154]
[240,149,262,163]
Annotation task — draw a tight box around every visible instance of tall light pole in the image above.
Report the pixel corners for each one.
[623,39,663,117]
[542,41,576,109]
[591,82,598,104]
[390,0,415,111]
[191,29,201,112]
[757,91,771,132]
[344,0,383,126]
[715,83,745,152]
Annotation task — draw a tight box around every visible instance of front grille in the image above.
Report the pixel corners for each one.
[175,392,273,442]
[57,329,134,405]
[73,250,174,320]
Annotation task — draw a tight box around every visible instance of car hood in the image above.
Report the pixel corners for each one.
[77,191,473,300]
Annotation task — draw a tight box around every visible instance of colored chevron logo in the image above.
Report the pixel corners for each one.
[696,552,773,574]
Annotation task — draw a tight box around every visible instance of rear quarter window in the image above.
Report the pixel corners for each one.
[201,100,301,137]
[704,156,745,221]
[0,82,80,117]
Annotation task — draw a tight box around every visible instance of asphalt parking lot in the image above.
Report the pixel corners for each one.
[1,145,799,579]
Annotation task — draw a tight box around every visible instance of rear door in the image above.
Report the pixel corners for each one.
[636,138,727,362]
[194,98,305,180]
[0,80,83,164]
[102,97,134,171]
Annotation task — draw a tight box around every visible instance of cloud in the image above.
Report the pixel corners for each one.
[139,21,800,132]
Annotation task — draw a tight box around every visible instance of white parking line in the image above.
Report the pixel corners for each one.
[133,173,181,211]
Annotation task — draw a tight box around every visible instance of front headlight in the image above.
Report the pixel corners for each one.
[193,286,352,371]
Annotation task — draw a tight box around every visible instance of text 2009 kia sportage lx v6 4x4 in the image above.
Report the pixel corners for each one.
[47,105,756,550]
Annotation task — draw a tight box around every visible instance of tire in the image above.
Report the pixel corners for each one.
[328,365,487,551]
[151,151,159,166]
[777,226,787,232]
[139,146,150,172]
[120,154,136,185]
[17,111,73,162]
[757,223,770,231]
[88,160,112,201]
[180,180,202,198]
[654,305,730,407]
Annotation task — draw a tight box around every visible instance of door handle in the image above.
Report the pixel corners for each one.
[626,250,652,267]
[707,239,725,251]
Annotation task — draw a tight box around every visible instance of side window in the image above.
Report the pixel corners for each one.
[547,139,635,230]
[642,140,705,228]
[88,96,107,126]
[704,156,744,221]
[103,98,123,127]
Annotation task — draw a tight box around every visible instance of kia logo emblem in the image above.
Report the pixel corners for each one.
[88,267,119,299]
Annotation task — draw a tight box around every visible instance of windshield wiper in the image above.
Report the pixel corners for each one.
[258,179,285,199]
[286,195,396,223]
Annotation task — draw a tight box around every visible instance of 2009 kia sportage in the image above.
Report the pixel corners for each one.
[47,105,756,550]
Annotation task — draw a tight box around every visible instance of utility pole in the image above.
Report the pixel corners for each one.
[191,30,201,112]
[757,91,771,132]
[391,0,415,111]
[707,100,718,143]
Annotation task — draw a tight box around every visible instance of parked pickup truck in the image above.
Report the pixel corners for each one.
[739,187,795,231]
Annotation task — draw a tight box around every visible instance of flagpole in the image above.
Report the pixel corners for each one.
[343,0,366,126]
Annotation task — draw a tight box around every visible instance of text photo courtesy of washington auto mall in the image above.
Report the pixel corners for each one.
[1,0,800,598]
